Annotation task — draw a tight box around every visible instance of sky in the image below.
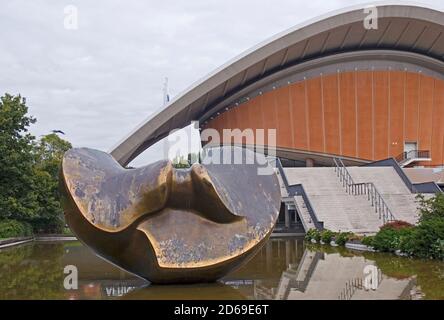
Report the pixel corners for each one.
[1,0,443,166]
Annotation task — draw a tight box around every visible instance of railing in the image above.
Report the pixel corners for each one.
[272,157,324,230]
[363,157,443,194]
[291,184,324,231]
[338,278,363,300]
[272,156,290,187]
[292,194,312,232]
[338,270,383,300]
[395,150,430,164]
[333,158,396,224]
[365,158,416,192]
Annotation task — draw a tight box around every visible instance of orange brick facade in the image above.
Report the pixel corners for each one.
[205,70,444,167]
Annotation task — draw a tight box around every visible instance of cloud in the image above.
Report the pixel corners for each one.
[1,0,443,167]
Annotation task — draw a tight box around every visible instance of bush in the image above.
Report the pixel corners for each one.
[348,233,364,242]
[305,228,321,242]
[416,193,444,222]
[361,235,375,247]
[0,219,33,239]
[335,232,353,246]
[367,195,444,260]
[431,239,444,260]
[400,218,444,259]
[372,225,414,252]
[380,220,413,230]
[320,230,335,243]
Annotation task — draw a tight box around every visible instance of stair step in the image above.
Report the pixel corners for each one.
[280,166,420,234]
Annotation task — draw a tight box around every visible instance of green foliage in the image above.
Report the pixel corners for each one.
[31,133,72,232]
[306,194,444,260]
[361,235,375,247]
[372,226,414,252]
[305,228,321,242]
[0,93,72,235]
[305,229,357,246]
[0,219,33,238]
[34,133,72,179]
[172,155,191,168]
[400,218,444,259]
[0,94,37,221]
[369,195,444,260]
[416,193,444,222]
[431,239,444,260]
[171,152,201,168]
[335,232,353,246]
[320,229,335,243]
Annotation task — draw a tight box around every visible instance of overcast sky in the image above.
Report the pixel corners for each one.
[1,0,443,166]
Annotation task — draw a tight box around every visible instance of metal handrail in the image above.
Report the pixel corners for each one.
[395,150,430,163]
[333,157,396,224]
[292,196,311,232]
[291,184,324,230]
[363,157,442,194]
[338,278,363,300]
[338,269,383,300]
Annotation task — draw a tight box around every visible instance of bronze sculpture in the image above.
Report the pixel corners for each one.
[60,146,281,283]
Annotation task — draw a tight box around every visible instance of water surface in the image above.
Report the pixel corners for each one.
[0,238,443,299]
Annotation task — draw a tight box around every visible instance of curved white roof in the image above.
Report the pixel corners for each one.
[111,2,444,165]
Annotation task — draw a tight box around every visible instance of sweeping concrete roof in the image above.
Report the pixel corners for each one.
[111,2,444,165]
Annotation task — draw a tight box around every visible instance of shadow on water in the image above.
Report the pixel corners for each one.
[0,238,443,299]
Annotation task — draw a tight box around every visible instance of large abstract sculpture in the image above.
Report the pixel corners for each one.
[60,146,281,283]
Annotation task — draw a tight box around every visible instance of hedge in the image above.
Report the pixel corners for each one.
[0,219,33,239]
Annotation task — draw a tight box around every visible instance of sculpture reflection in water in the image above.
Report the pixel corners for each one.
[1,239,440,299]
[59,146,281,284]
[95,239,422,300]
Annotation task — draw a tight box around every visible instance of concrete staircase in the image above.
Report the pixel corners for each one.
[284,168,384,234]
[293,195,316,231]
[347,167,420,224]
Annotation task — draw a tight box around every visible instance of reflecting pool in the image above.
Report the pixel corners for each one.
[0,238,443,299]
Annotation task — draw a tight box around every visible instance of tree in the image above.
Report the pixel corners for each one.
[34,133,72,179]
[172,155,191,168]
[32,134,72,232]
[0,94,37,221]
[0,93,72,234]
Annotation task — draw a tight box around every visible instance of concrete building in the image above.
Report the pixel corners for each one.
[111,3,444,233]
[111,3,444,169]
